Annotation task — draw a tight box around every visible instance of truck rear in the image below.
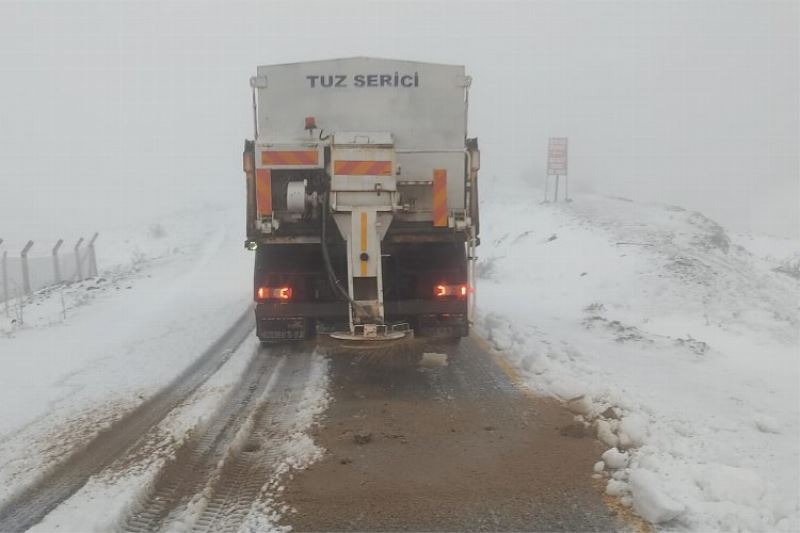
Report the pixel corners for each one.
[242,57,480,344]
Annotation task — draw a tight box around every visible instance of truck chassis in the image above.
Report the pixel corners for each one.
[243,58,480,345]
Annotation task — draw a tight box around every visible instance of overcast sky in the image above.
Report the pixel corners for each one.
[0,0,797,248]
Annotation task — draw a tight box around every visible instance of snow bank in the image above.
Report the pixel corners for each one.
[477,176,799,531]
[629,469,685,523]
[697,464,766,507]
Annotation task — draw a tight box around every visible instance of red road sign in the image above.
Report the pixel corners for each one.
[547,137,568,175]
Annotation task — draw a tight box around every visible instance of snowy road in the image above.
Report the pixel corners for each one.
[0,309,255,531]
[123,342,328,533]
[0,330,632,532]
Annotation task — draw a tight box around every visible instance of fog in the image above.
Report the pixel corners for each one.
[1,0,797,246]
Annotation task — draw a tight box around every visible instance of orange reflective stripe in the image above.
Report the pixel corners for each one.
[334,160,392,176]
[261,150,318,166]
[256,168,272,216]
[432,169,448,227]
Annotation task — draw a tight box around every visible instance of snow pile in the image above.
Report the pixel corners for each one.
[628,469,685,523]
[477,176,799,531]
[601,447,629,470]
[775,253,800,280]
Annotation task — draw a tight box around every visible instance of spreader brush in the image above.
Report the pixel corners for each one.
[320,331,428,367]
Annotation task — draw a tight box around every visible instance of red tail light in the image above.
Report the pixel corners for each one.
[434,284,470,298]
[256,286,293,301]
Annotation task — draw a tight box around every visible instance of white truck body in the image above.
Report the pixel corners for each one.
[244,57,479,342]
[253,57,470,211]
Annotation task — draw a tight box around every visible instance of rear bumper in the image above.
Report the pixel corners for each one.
[256,301,348,319]
[255,299,468,339]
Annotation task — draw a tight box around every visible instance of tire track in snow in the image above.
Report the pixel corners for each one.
[121,348,287,533]
[0,307,255,532]
[186,351,327,533]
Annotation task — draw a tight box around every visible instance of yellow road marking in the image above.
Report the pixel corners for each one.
[473,332,652,532]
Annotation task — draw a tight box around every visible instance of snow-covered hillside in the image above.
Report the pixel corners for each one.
[0,206,253,505]
[477,176,799,531]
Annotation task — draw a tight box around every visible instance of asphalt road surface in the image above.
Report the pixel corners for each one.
[281,335,624,532]
[0,326,631,532]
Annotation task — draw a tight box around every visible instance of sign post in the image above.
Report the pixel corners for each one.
[546,137,569,202]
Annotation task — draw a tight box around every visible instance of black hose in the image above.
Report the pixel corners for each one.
[320,193,362,311]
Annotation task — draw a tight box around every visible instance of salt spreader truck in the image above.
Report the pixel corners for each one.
[242,58,480,345]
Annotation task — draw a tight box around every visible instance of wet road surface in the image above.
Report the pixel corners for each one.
[0,328,629,532]
[281,335,623,532]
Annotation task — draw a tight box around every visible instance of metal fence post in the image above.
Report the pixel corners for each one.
[52,238,64,284]
[21,241,34,296]
[87,233,99,278]
[74,237,84,282]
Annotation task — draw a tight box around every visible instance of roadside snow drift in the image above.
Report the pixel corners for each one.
[477,176,799,532]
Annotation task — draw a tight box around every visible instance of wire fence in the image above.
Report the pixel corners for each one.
[1,234,99,311]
